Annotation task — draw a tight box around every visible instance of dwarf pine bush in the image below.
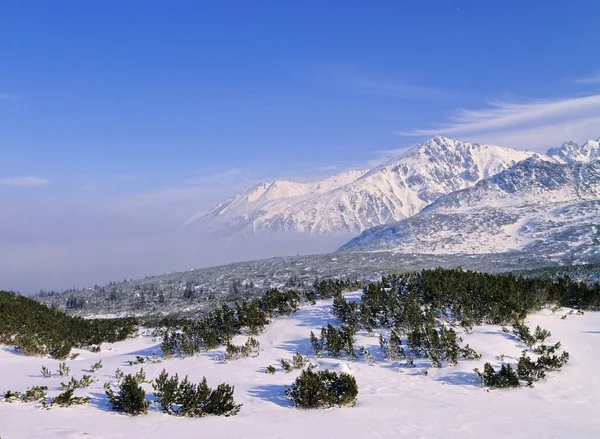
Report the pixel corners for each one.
[105,373,148,415]
[286,367,358,409]
[475,363,520,389]
[152,369,241,417]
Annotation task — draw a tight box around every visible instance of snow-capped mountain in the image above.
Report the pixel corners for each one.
[339,156,600,262]
[548,138,600,164]
[185,136,537,237]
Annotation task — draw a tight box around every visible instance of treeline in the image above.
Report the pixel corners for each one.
[366,268,600,328]
[162,287,319,356]
[329,268,585,377]
[160,269,600,362]
[160,279,357,356]
[0,291,137,358]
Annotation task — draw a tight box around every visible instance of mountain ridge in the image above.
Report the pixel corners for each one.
[185,136,538,237]
[339,157,600,261]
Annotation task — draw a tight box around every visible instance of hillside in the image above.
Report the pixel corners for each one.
[3,276,600,439]
[340,157,600,261]
[35,250,585,318]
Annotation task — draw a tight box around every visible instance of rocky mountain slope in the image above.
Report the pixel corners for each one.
[340,155,600,263]
[185,136,536,237]
[548,138,600,164]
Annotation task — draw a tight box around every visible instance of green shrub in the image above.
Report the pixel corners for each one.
[0,291,136,357]
[89,360,103,373]
[152,369,241,417]
[285,368,358,408]
[241,337,260,357]
[517,345,569,386]
[51,388,90,407]
[3,386,48,405]
[57,362,70,377]
[105,374,148,415]
[512,322,535,348]
[475,363,520,389]
[280,358,293,373]
[292,352,307,369]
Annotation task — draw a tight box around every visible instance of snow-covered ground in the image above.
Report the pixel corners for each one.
[2,293,599,439]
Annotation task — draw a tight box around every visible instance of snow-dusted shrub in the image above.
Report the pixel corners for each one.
[475,363,519,389]
[105,374,148,415]
[152,369,241,417]
[286,367,358,409]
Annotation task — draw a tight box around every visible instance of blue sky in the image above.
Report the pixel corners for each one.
[1,1,600,291]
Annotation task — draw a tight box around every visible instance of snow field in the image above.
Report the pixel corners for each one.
[1,292,599,439]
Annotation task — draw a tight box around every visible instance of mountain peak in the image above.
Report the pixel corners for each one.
[340,158,600,256]
[185,137,536,237]
[547,138,600,164]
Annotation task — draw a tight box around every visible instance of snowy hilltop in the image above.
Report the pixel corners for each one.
[340,155,600,262]
[184,136,537,237]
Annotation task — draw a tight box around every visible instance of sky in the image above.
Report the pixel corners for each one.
[1,0,600,292]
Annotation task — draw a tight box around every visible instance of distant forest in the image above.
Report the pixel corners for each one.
[3,267,599,361]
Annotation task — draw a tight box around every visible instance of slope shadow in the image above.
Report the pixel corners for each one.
[290,304,336,329]
[477,330,529,349]
[277,337,314,357]
[436,371,481,387]
[125,344,163,358]
[88,391,115,412]
[247,384,292,408]
[203,349,226,363]
[88,391,161,413]
[1,346,20,355]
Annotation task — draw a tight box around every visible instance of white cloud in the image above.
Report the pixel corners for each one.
[573,72,600,84]
[365,146,415,168]
[397,93,600,150]
[0,176,49,187]
[327,66,461,100]
[460,115,600,151]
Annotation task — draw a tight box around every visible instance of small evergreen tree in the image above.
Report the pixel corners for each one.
[105,373,148,415]
[152,370,241,417]
[475,363,519,389]
[292,352,307,369]
[40,366,52,378]
[89,360,103,373]
[280,358,293,373]
[241,337,260,357]
[285,368,358,409]
[57,362,70,377]
[310,331,322,357]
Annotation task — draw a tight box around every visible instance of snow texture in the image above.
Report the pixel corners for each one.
[1,294,599,438]
[185,136,537,237]
[340,156,600,260]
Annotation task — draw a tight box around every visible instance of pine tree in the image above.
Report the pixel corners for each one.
[285,368,358,409]
[105,374,148,415]
[389,330,404,361]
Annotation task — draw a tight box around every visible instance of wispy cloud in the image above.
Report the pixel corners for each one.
[105,168,264,219]
[183,168,253,186]
[327,66,461,100]
[1,176,50,187]
[399,94,600,136]
[397,93,600,150]
[107,162,377,221]
[573,71,600,84]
